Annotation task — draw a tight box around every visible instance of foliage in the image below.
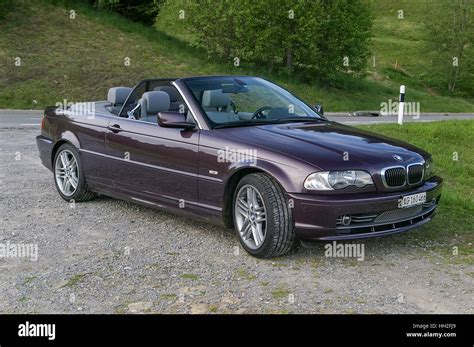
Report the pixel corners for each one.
[92,0,162,26]
[0,0,14,19]
[0,0,472,112]
[423,0,473,95]
[156,0,372,81]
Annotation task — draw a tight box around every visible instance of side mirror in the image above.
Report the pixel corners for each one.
[314,103,324,115]
[157,112,195,129]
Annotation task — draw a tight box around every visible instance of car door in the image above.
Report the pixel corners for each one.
[65,109,112,187]
[105,117,200,209]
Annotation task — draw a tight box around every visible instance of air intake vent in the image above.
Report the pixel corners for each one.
[408,164,424,184]
[384,167,406,187]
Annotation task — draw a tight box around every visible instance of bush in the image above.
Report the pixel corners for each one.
[93,0,162,26]
[423,0,474,96]
[155,0,372,81]
[0,0,14,19]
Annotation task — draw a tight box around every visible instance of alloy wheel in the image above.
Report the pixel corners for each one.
[234,184,267,249]
[55,149,79,197]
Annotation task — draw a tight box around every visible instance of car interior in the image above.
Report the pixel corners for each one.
[184,77,310,126]
[80,78,311,127]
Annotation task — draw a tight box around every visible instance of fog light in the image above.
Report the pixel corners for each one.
[341,215,352,226]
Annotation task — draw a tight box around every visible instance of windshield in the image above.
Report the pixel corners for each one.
[182,76,325,128]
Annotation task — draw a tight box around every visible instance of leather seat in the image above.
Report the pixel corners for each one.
[106,87,132,114]
[202,89,239,123]
[139,91,170,123]
[202,89,231,112]
[153,86,185,113]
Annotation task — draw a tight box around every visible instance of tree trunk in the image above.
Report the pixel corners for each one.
[286,48,293,70]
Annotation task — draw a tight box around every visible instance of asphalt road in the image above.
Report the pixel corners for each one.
[1,109,474,127]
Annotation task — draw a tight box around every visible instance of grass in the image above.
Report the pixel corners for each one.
[234,267,257,281]
[366,0,473,98]
[357,120,473,264]
[180,273,199,281]
[0,0,473,112]
[271,287,291,300]
[65,274,87,287]
[161,293,177,301]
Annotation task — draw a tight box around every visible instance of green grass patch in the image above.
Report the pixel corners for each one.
[161,293,177,301]
[65,274,86,287]
[180,273,199,281]
[271,287,290,300]
[234,267,257,281]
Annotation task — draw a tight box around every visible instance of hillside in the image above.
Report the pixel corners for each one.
[0,0,473,112]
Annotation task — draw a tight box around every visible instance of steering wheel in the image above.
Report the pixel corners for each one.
[251,106,272,119]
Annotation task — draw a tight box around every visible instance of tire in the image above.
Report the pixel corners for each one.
[233,173,295,258]
[53,143,96,202]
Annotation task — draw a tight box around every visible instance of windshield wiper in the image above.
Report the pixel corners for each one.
[274,117,328,123]
[213,117,328,129]
[213,120,280,129]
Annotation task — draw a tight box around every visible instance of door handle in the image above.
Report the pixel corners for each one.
[107,124,123,133]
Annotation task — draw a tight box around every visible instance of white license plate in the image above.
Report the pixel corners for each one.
[398,192,426,208]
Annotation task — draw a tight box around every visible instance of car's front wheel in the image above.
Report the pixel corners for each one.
[53,143,96,202]
[233,173,295,258]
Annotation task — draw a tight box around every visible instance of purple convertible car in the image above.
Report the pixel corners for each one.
[36,76,442,258]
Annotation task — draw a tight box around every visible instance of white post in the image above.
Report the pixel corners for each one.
[398,85,405,125]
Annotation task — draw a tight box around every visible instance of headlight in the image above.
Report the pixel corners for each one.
[304,170,373,190]
[425,157,434,178]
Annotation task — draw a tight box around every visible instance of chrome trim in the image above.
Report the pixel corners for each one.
[78,148,107,157]
[38,137,53,144]
[77,148,222,182]
[407,162,424,185]
[172,81,203,130]
[380,165,406,188]
[131,197,161,206]
[79,148,196,177]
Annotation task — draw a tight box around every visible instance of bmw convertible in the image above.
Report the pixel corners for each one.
[36,76,442,258]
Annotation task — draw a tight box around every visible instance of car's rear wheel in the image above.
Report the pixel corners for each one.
[53,143,96,202]
[233,173,295,258]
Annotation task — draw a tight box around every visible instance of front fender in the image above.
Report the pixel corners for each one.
[224,158,307,194]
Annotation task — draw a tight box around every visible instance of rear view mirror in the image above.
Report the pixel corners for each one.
[314,103,324,115]
[222,84,249,94]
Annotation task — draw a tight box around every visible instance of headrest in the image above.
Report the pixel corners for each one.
[142,91,170,114]
[153,86,180,102]
[107,87,132,105]
[202,89,231,108]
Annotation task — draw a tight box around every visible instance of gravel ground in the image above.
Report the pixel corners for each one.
[0,127,472,314]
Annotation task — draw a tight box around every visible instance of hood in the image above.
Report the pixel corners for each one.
[218,121,429,171]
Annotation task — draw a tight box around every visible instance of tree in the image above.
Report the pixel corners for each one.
[93,0,162,26]
[424,0,473,94]
[156,0,372,81]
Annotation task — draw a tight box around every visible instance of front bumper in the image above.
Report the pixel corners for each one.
[289,176,443,241]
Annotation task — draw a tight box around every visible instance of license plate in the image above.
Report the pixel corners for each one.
[398,192,426,208]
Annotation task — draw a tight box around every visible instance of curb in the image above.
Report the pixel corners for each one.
[0,109,43,114]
